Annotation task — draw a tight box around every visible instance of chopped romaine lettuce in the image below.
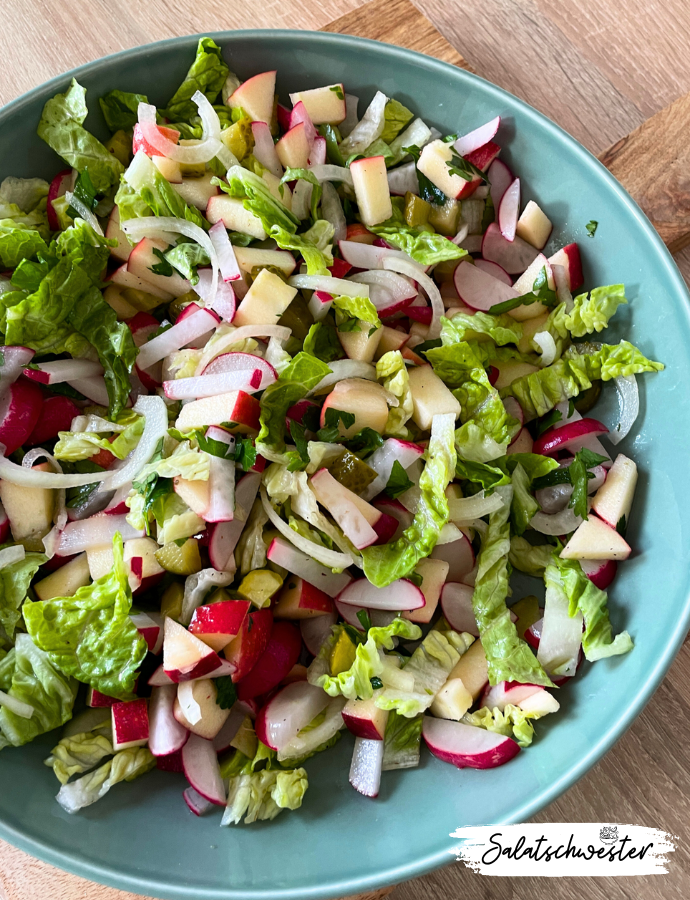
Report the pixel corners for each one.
[54,411,144,462]
[369,199,466,265]
[162,37,229,122]
[382,709,423,770]
[56,746,155,814]
[99,89,148,132]
[463,702,545,748]
[441,311,523,347]
[376,350,413,437]
[45,725,114,784]
[0,551,46,639]
[509,536,557,577]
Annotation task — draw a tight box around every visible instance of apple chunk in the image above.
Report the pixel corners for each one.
[407,366,460,431]
[34,552,90,601]
[404,557,449,624]
[341,697,388,741]
[174,679,231,740]
[163,617,221,683]
[175,390,260,434]
[232,268,297,328]
[112,698,149,751]
[0,462,55,551]
[418,139,499,200]
[289,85,346,124]
[188,600,250,652]
[273,576,335,619]
[276,123,311,170]
[515,200,552,249]
[560,514,631,561]
[350,156,393,227]
[319,378,390,437]
[591,453,637,529]
[206,195,266,241]
[228,70,276,124]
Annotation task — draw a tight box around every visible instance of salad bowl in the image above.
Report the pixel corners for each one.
[0,27,689,900]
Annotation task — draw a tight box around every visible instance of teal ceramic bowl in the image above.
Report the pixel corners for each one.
[0,29,689,900]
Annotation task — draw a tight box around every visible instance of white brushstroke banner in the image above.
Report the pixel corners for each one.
[449,824,676,876]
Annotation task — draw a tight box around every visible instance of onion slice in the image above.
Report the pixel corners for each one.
[0,690,33,719]
[531,506,583,535]
[448,492,505,523]
[383,258,444,339]
[609,375,639,445]
[64,192,103,235]
[289,274,369,298]
[100,395,168,492]
[309,361,377,395]
[137,307,219,371]
[0,545,25,569]
[533,331,557,366]
[208,222,241,282]
[0,448,111,488]
[308,165,354,186]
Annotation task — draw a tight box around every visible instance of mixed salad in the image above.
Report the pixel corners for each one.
[0,37,664,824]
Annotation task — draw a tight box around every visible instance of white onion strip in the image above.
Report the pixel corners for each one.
[99,395,168,493]
[208,222,241,282]
[533,331,557,366]
[531,506,583,535]
[320,182,347,244]
[609,375,639,445]
[194,325,291,376]
[0,690,33,719]
[0,545,25,569]
[23,448,67,530]
[448,492,505,523]
[308,165,354,187]
[65,192,103,235]
[347,270,416,303]
[260,485,356,570]
[138,99,223,164]
[289,274,370,298]
[0,448,111,488]
[383,258,444,340]
[136,307,219,371]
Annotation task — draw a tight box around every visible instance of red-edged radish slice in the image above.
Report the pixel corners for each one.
[481,223,540,274]
[453,260,519,312]
[337,577,424,612]
[406,305,432,324]
[137,306,219,371]
[474,259,512,286]
[255,681,330,752]
[266,536,352,598]
[308,290,334,322]
[22,359,103,385]
[182,733,226,806]
[487,159,513,213]
[453,116,500,158]
[67,376,111,407]
[533,418,608,457]
[207,472,262,571]
[289,101,318,146]
[308,136,327,167]
[349,736,384,798]
[47,168,74,230]
[183,786,214,816]
[361,439,424,502]
[498,178,520,242]
[163,369,264,400]
[480,680,542,712]
[148,685,189,757]
[334,596,367,627]
[525,617,542,650]
[202,352,277,389]
[431,532,475,583]
[0,380,43,455]
[422,716,520,769]
[440,582,478,635]
[580,558,617,590]
[300,610,338,657]
[251,121,283,178]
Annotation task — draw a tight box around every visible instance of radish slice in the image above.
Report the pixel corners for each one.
[208,222,241,282]
[308,290,334,322]
[334,595,367,627]
[448,492,505,523]
[453,260,518,312]
[289,101,318,147]
[533,418,608,457]
[350,737,384,798]
[207,472,262,571]
[163,368,264,400]
[194,325,291,376]
[251,121,283,178]
[337,578,424,612]
[609,375,639,445]
[205,455,235,523]
[182,734,226,806]
[300,611,337,657]
[202,352,277,389]
[22,359,103,385]
[67,376,110,407]
[308,136,327,167]
[149,685,189,757]
[361,439,424,501]
[552,263,574,310]
[137,307,219,371]
[195,269,236,323]
[338,240,424,271]
[183,786,214,817]
[474,259,512,286]
[453,116,500,158]
[498,178,520,242]
[440,582,478,635]
[488,159,513,211]
[422,717,520,769]
[481,223,540,274]
[56,515,143,555]
[383,258,443,339]
[255,681,330,752]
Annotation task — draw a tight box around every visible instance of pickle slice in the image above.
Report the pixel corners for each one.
[154,539,202,575]
[573,381,602,414]
[327,450,377,493]
[236,569,284,608]
[330,629,357,675]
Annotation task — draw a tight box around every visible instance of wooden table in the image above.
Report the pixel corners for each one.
[1,0,690,898]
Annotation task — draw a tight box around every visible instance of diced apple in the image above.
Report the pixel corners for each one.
[172,172,219,211]
[515,200,552,249]
[341,696,388,741]
[418,139,499,201]
[591,454,637,529]
[175,390,261,434]
[174,679,231,740]
[310,468,378,550]
[109,264,173,301]
[374,326,409,359]
[173,477,210,517]
[124,536,165,592]
[518,689,560,715]
[289,85,346,124]
[112,698,149,751]
[223,608,273,682]
[232,247,296,277]
[206,194,266,241]
[407,366,461,431]
[430,678,474,720]
[338,322,382,362]
[492,360,540,390]
[507,254,555,321]
[448,639,488,700]
[188,600,250,652]
[319,379,389,437]
[516,311,550,354]
[273,576,335,619]
[0,463,54,552]
[163,617,222,683]
[232,268,297,328]
[404,557,449,624]
[547,243,583,291]
[105,206,132,262]
[350,156,392,227]
[560,514,631,561]
[34,552,90,601]
[128,237,191,298]
[86,544,114,581]
[87,687,118,708]
[275,123,311,170]
[103,284,138,319]
[228,71,276,125]
[151,155,182,183]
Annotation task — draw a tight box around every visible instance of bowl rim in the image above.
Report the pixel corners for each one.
[1,25,689,900]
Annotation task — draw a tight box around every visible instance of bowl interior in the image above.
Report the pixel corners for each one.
[1,29,689,900]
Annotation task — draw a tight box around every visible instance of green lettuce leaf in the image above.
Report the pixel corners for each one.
[332,293,378,326]
[162,37,229,122]
[501,340,664,420]
[380,99,415,144]
[508,536,555,577]
[222,768,308,825]
[0,223,48,270]
[37,79,124,193]
[0,551,46,638]
[280,167,322,220]
[0,176,50,217]
[549,556,633,661]
[257,352,331,452]
[116,168,206,229]
[376,350,413,436]
[45,725,114,784]
[463,702,546,748]
[455,457,510,490]
[55,746,155,813]
[369,199,466,265]
[216,166,299,234]
[154,492,205,545]
[271,221,334,276]
[441,311,523,347]
[472,485,553,686]
[303,321,344,363]
[362,412,456,586]
[564,284,627,338]
[0,634,77,748]
[54,411,144,462]
[510,462,538,536]
[382,709,423,770]
[454,422,508,463]
[165,241,210,284]
[23,534,147,699]
[99,89,148,132]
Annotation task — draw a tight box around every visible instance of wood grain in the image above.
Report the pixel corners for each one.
[1,1,690,899]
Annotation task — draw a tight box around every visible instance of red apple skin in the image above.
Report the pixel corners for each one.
[134,572,165,597]
[0,380,44,455]
[0,511,9,545]
[88,435,118,470]
[372,513,398,545]
[47,168,72,231]
[87,687,118,708]
[328,258,353,278]
[156,748,184,773]
[25,395,80,446]
[224,608,273,683]
[112,698,149,748]
[164,652,221,685]
[562,243,584,291]
[346,223,376,244]
[127,312,159,345]
[341,711,386,741]
[273,577,334,619]
[189,600,251,651]
[456,141,501,199]
[221,392,262,434]
[236,621,302,701]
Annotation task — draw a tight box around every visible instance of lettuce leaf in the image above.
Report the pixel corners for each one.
[376,350,413,437]
[54,411,144,462]
[55,746,155,814]
[509,535,556,577]
[362,412,456,586]
[549,556,633,661]
[382,709,423,770]
[99,89,148,132]
[23,533,147,699]
[222,768,308,825]
[0,551,46,638]
[564,284,627,338]
[501,340,664,420]
[217,166,299,234]
[332,293,378,326]
[37,79,124,193]
[463,702,545,748]
[0,634,77,748]
[0,222,48,269]
[271,221,334,276]
[303,320,344,363]
[454,422,507,463]
[165,241,210,283]
[441,311,523,347]
[45,725,114,784]
[380,99,415,144]
[162,37,229,122]
[0,176,50,217]
[135,440,210,483]
[115,169,206,229]
[472,485,553,686]
[257,352,331,452]
[510,462,538,536]
[369,199,466,265]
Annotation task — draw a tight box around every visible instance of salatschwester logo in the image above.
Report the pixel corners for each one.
[449,824,676,876]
